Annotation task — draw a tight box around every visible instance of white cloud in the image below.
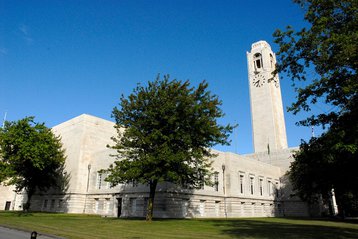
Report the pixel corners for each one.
[19,24,34,44]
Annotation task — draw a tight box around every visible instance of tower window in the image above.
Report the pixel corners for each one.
[256,59,261,68]
[253,53,263,71]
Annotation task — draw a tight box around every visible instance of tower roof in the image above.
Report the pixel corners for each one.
[251,40,271,51]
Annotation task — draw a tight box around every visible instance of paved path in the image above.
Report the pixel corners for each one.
[0,226,64,239]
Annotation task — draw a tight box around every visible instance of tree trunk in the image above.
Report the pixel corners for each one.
[146,180,158,221]
[24,188,34,212]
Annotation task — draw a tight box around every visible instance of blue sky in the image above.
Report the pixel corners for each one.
[0,0,324,154]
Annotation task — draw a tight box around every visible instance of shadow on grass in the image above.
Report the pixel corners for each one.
[14,212,33,217]
[288,217,358,224]
[208,218,358,239]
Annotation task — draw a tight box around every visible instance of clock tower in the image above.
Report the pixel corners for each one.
[247,41,288,153]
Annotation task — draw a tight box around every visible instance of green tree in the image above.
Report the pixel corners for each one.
[273,0,357,126]
[290,108,358,215]
[273,0,358,215]
[0,117,66,211]
[106,75,235,221]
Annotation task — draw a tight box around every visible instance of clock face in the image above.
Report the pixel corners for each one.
[253,74,265,87]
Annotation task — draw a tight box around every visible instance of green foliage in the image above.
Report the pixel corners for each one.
[273,0,357,126]
[290,116,358,217]
[106,75,235,220]
[290,107,358,214]
[0,117,66,209]
[274,0,358,216]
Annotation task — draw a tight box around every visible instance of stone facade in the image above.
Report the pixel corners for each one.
[0,115,308,218]
[0,41,310,218]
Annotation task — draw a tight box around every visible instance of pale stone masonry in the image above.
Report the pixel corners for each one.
[0,41,310,217]
[247,41,288,153]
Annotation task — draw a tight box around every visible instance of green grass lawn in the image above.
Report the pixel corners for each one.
[0,212,357,239]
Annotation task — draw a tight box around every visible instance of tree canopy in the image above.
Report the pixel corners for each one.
[106,75,235,221]
[273,0,357,127]
[274,0,358,216]
[290,107,358,215]
[0,117,66,210]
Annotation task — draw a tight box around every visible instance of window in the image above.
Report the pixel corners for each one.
[259,178,263,196]
[249,176,254,195]
[214,172,219,191]
[267,179,272,196]
[94,198,104,212]
[58,199,63,208]
[96,173,103,189]
[104,198,110,213]
[182,199,189,217]
[130,198,137,215]
[239,174,244,194]
[50,199,55,209]
[253,53,263,71]
[199,200,206,216]
[275,181,280,197]
[43,199,48,209]
[98,200,104,210]
[94,198,99,212]
[96,172,110,189]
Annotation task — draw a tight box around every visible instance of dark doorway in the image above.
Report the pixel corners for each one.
[5,201,11,210]
[117,198,122,217]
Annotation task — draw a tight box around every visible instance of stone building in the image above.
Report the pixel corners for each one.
[0,41,310,217]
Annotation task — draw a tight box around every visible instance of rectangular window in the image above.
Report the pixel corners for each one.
[43,199,48,208]
[214,172,219,191]
[267,179,272,196]
[103,198,110,213]
[250,176,254,195]
[130,198,137,215]
[50,199,55,209]
[256,59,261,68]
[96,173,103,189]
[199,200,206,216]
[108,181,113,188]
[259,178,263,196]
[98,200,104,211]
[275,181,280,197]
[58,199,63,208]
[239,174,244,194]
[94,198,99,212]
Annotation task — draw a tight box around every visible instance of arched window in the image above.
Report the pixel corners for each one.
[253,53,262,71]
